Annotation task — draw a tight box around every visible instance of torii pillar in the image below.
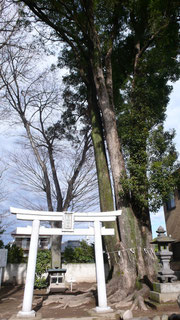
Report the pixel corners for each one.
[10,207,121,316]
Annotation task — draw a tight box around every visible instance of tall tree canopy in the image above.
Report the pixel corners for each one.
[16,0,179,302]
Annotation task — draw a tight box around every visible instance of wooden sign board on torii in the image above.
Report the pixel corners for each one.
[10,207,121,317]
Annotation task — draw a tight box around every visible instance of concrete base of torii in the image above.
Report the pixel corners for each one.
[94,306,114,313]
[17,311,36,318]
[9,313,42,320]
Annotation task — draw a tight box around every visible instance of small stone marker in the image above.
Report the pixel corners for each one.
[68,277,76,292]
[0,249,8,267]
[0,249,8,288]
[122,309,133,320]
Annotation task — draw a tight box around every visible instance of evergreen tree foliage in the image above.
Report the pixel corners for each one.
[113,0,180,215]
[5,244,25,263]
[35,249,51,277]
[120,126,179,213]
[63,240,95,263]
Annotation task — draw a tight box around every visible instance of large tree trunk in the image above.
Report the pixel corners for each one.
[87,84,120,267]
[92,66,125,206]
[51,225,61,268]
[87,79,155,290]
[112,207,155,297]
[87,10,155,294]
[87,82,114,213]
[90,48,155,298]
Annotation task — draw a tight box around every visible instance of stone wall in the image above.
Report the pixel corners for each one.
[62,263,96,282]
[2,263,96,285]
[2,263,27,285]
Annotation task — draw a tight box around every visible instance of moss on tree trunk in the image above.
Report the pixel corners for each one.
[89,92,120,266]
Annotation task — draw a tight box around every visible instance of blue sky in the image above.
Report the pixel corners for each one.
[150,80,180,237]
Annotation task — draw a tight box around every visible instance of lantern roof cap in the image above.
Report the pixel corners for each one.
[151,226,176,244]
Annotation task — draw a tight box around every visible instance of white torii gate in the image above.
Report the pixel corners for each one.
[10,207,121,317]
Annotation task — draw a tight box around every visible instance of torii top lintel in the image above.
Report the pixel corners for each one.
[10,207,121,222]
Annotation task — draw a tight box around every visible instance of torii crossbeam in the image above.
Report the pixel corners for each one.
[10,207,121,316]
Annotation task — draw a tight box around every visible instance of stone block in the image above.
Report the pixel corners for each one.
[153,282,180,293]
[150,291,180,303]
[0,249,8,267]
[121,310,133,320]
[133,318,150,320]
[152,316,161,320]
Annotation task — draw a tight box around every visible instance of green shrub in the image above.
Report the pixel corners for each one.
[34,277,48,289]
[35,249,51,289]
[35,249,51,276]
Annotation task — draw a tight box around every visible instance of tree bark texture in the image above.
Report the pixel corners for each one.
[87,85,120,267]
[51,222,62,268]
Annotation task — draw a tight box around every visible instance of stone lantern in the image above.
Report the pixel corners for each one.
[151,226,177,283]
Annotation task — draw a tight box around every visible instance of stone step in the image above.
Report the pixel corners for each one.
[152,282,180,294]
[150,291,180,303]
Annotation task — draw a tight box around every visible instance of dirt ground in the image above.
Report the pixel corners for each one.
[0,283,180,319]
[0,283,96,319]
